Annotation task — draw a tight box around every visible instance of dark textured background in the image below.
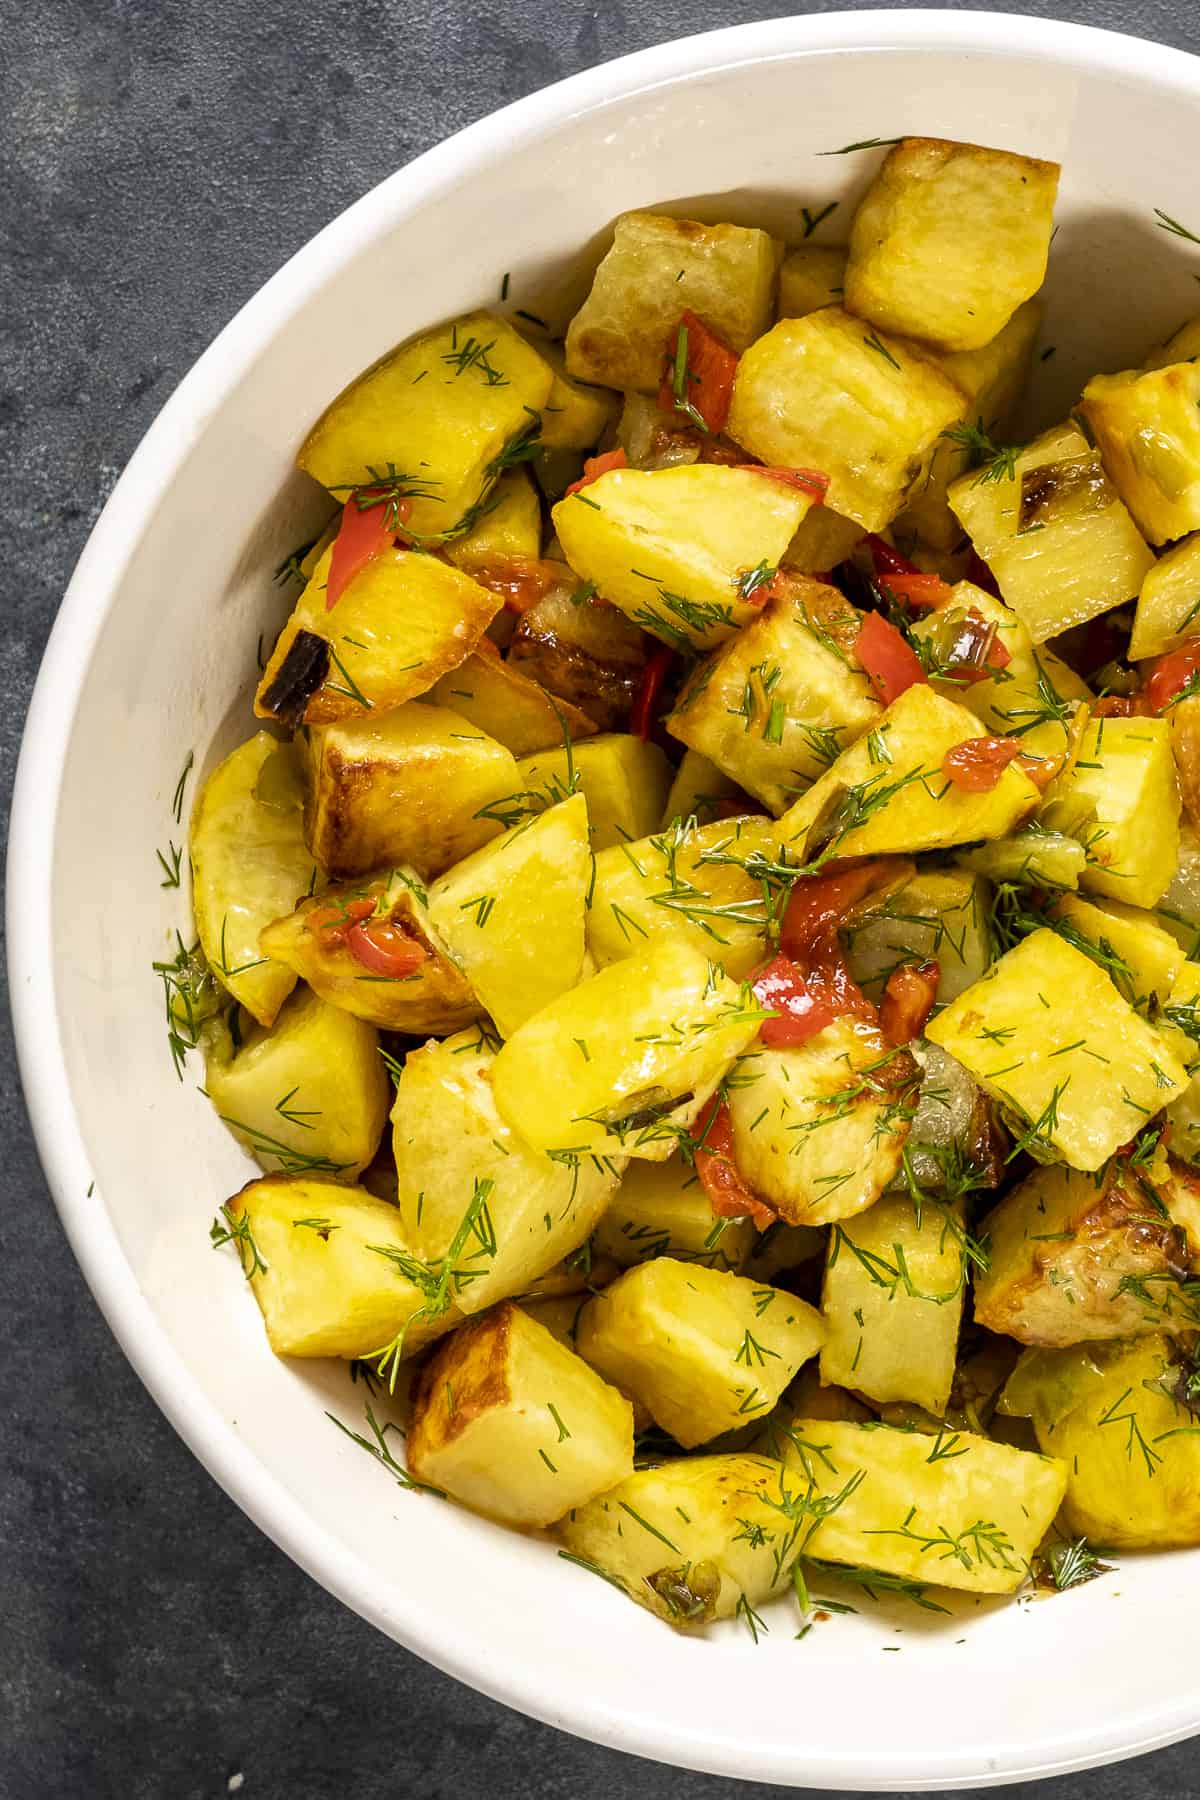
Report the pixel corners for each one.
[5,2,1200,1795]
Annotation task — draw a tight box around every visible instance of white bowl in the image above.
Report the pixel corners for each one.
[13,9,1200,1788]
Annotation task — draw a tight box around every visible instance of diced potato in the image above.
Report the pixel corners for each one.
[564,211,779,393]
[391,1026,620,1316]
[1160,958,1200,1074]
[406,1303,634,1526]
[444,468,542,571]
[516,733,671,851]
[1144,315,1200,371]
[553,465,809,653]
[298,312,554,536]
[519,1293,589,1349]
[667,575,880,811]
[189,733,318,1028]
[529,340,618,451]
[844,137,1059,352]
[227,1174,458,1358]
[727,1020,920,1226]
[491,938,763,1162]
[1041,715,1180,908]
[974,1155,1194,1346]
[558,1453,803,1627]
[1130,534,1200,661]
[1000,1334,1200,1547]
[780,504,867,575]
[841,865,990,1003]
[508,586,646,732]
[259,866,480,1034]
[743,1223,826,1284]
[1080,361,1200,544]
[661,749,744,828]
[775,683,1039,862]
[593,1156,756,1274]
[577,1260,823,1448]
[426,795,589,1036]
[926,928,1188,1172]
[304,703,517,879]
[1047,893,1184,1009]
[585,814,775,978]
[726,306,967,531]
[427,649,598,756]
[783,1417,1066,1593]
[821,1194,966,1414]
[255,545,500,727]
[778,244,848,319]
[959,828,1086,891]
[948,421,1154,642]
[204,985,388,1181]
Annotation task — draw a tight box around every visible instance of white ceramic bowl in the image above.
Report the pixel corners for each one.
[13,9,1200,1788]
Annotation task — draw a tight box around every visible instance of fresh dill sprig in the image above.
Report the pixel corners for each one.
[327,1402,445,1496]
[172,750,195,824]
[1034,1538,1114,1593]
[939,419,1023,485]
[209,1202,267,1279]
[1155,208,1200,245]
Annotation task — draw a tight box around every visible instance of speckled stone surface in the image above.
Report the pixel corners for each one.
[6,3,1200,1795]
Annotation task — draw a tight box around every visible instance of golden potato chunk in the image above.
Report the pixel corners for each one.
[304,703,517,879]
[1041,715,1180,909]
[660,749,745,829]
[577,1260,823,1447]
[926,928,1188,1172]
[533,341,619,451]
[1081,361,1200,544]
[844,137,1059,352]
[515,733,671,851]
[841,865,990,1003]
[777,244,848,319]
[726,306,967,531]
[593,1156,756,1274]
[406,1303,635,1527]
[1129,533,1200,661]
[1046,893,1184,1011]
[426,650,598,757]
[565,211,779,393]
[443,467,542,571]
[781,503,867,575]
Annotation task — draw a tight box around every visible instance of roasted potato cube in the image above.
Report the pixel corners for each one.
[577,1260,823,1447]
[1000,1334,1200,1547]
[974,1156,1194,1346]
[427,650,597,756]
[189,733,318,1028]
[947,421,1154,642]
[585,813,775,978]
[391,1025,620,1316]
[406,1303,634,1526]
[298,312,554,536]
[1080,361,1200,544]
[508,585,647,732]
[1041,715,1180,908]
[443,468,542,571]
[1129,534,1200,661]
[593,1155,756,1274]
[661,749,745,828]
[564,212,779,393]
[783,1417,1066,1593]
[778,244,848,319]
[780,504,867,575]
[558,1453,803,1627]
[841,865,990,1003]
[1144,315,1200,371]
[304,703,517,879]
[204,985,388,1181]
[518,1293,589,1350]
[926,928,1188,1172]
[553,465,809,653]
[727,1021,920,1226]
[776,683,1040,861]
[259,866,480,1034]
[1046,893,1184,1010]
[821,1194,966,1414]
[491,938,763,1162]
[226,1174,458,1358]
[667,575,880,811]
[516,733,671,851]
[726,306,967,531]
[844,137,1059,352]
[1160,958,1200,1076]
[530,341,618,451]
[426,795,590,1036]
[255,544,501,727]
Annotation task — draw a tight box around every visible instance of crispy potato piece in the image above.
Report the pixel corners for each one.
[841,865,990,1003]
[515,733,672,851]
[508,588,647,732]
[1130,533,1200,661]
[190,733,318,1028]
[1081,361,1200,544]
[304,703,517,879]
[565,212,779,393]
[443,468,542,571]
[553,465,810,653]
[780,504,867,575]
[1046,893,1184,1010]
[726,306,967,531]
[534,341,620,451]
[1144,315,1200,371]
[926,928,1188,1172]
[1170,694,1200,837]
[844,137,1059,351]
[777,244,848,319]
[1041,715,1180,908]
[407,1303,635,1526]
[427,650,598,756]
[948,421,1153,642]
[660,749,746,828]
[593,1156,756,1275]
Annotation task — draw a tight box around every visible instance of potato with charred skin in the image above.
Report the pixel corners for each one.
[1081,361,1200,545]
[426,649,598,757]
[515,734,672,852]
[592,1155,757,1275]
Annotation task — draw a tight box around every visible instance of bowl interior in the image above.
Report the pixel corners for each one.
[17,13,1200,1790]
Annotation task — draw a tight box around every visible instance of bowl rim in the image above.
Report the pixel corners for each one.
[12,9,1200,1787]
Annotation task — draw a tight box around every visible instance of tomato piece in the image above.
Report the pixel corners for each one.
[326,491,406,612]
[941,735,1023,792]
[881,572,952,613]
[346,917,428,978]
[865,534,920,577]
[752,948,876,1046]
[306,896,375,947]
[880,961,940,1045]
[1146,640,1200,713]
[693,1098,776,1230]
[565,448,627,497]
[854,609,928,705]
[659,311,739,435]
[779,860,896,959]
[469,555,565,613]
[630,644,675,740]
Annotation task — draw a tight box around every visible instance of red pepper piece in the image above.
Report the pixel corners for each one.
[881,572,953,613]
[306,896,375,947]
[865,534,921,577]
[659,311,739,435]
[880,961,940,1045]
[1146,640,1200,713]
[345,918,428,978]
[941,736,1023,792]
[752,948,876,1047]
[630,644,675,740]
[855,609,928,706]
[693,1098,776,1230]
[325,492,408,612]
[565,448,627,497]
[779,860,896,960]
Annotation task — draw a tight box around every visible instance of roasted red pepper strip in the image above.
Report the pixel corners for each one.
[325,492,409,612]
[779,860,896,960]
[630,644,675,740]
[565,448,627,497]
[693,1097,776,1230]
[881,572,953,613]
[865,534,920,577]
[345,918,428,978]
[753,949,876,1047]
[855,609,928,706]
[659,311,739,435]
[1146,640,1200,713]
[737,464,830,502]
[306,896,375,946]
[880,961,940,1045]
[941,735,1023,792]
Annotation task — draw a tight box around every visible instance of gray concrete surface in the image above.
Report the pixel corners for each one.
[4,1,1200,1794]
